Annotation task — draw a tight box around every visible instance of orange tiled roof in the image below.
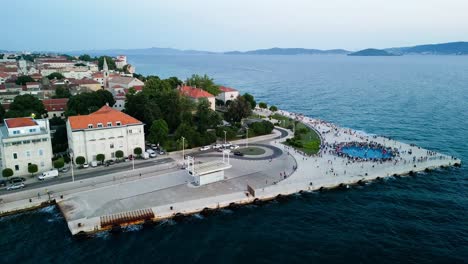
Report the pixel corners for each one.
[68,105,142,130]
[179,85,214,99]
[42,98,68,112]
[219,86,238,92]
[5,117,37,128]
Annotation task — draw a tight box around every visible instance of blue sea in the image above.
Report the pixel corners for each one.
[1,55,467,263]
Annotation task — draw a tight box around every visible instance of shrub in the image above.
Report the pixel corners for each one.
[53,158,65,169]
[96,154,105,164]
[75,156,85,165]
[2,168,13,178]
[28,164,38,176]
[115,150,124,159]
[134,147,142,157]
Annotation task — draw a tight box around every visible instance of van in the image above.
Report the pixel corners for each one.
[143,152,150,159]
[38,169,59,180]
[91,161,98,167]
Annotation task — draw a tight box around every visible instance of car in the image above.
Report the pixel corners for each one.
[9,177,26,184]
[59,167,70,173]
[91,161,98,167]
[213,144,222,149]
[149,153,157,158]
[7,182,25,191]
[82,163,89,168]
[151,144,158,150]
[200,146,210,151]
[222,142,232,148]
[234,151,244,156]
[216,148,223,152]
[38,169,59,180]
[230,144,240,150]
[0,180,7,187]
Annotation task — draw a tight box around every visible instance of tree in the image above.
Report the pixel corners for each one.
[47,72,65,80]
[15,75,35,85]
[66,90,115,116]
[259,102,267,109]
[134,147,142,157]
[195,98,212,133]
[148,119,169,145]
[2,168,13,178]
[269,105,278,112]
[75,156,86,166]
[51,125,68,153]
[249,120,274,136]
[28,164,38,177]
[53,86,71,99]
[6,94,46,118]
[115,150,124,160]
[0,104,5,122]
[98,56,116,70]
[225,96,252,123]
[53,158,65,169]
[78,54,93,61]
[96,154,105,164]
[186,74,220,95]
[242,93,256,109]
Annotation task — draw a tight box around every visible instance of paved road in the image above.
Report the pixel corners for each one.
[0,158,174,195]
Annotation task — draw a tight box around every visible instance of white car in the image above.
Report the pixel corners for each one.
[230,144,240,150]
[213,144,222,149]
[149,152,157,158]
[200,146,211,151]
[82,163,89,168]
[222,142,232,148]
[7,182,25,190]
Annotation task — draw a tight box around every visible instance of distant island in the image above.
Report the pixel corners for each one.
[4,41,468,56]
[348,48,397,57]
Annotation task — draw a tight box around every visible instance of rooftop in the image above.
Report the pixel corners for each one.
[219,86,238,92]
[5,117,37,128]
[178,85,214,99]
[42,98,68,112]
[68,105,143,130]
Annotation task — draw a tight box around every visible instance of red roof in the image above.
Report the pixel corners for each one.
[68,105,143,130]
[42,98,68,112]
[5,117,37,128]
[72,79,100,85]
[219,86,238,92]
[0,72,9,78]
[26,82,40,86]
[92,72,103,78]
[178,85,214,99]
[112,85,124,89]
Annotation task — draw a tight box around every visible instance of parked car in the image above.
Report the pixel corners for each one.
[91,161,98,167]
[222,142,232,148]
[82,163,89,168]
[59,166,70,173]
[149,152,157,158]
[230,144,240,150]
[151,144,158,150]
[158,150,166,155]
[213,144,222,149]
[200,146,210,151]
[143,152,150,159]
[0,180,7,187]
[9,177,26,184]
[7,182,25,191]
[216,148,223,152]
[234,151,244,156]
[38,169,59,180]
[106,160,115,165]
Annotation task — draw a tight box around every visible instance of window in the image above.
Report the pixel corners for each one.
[15,165,19,171]
[116,121,121,126]
[13,153,18,159]
[39,149,43,156]
[97,123,103,128]
[110,143,114,149]
[29,128,36,133]
[88,124,93,129]
[26,151,31,157]
[13,130,20,135]
[40,161,44,167]
[42,138,48,142]
[107,122,112,127]
[111,152,115,158]
[23,140,30,144]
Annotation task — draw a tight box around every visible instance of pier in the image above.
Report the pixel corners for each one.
[0,111,461,236]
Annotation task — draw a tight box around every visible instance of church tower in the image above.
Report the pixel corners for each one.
[103,57,109,88]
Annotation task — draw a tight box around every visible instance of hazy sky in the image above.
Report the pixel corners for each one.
[4,0,468,51]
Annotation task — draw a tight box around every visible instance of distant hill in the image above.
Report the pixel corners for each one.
[348,48,396,56]
[225,47,350,55]
[385,41,468,55]
[67,47,215,56]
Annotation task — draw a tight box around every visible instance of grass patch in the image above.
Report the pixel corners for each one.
[239,147,266,155]
[284,122,321,155]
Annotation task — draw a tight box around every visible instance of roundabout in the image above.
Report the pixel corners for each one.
[238,147,266,156]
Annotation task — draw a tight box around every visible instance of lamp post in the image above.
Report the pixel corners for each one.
[132,154,135,170]
[69,149,75,182]
[246,128,249,148]
[181,136,185,161]
[224,131,227,145]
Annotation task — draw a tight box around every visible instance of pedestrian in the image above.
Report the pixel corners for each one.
[37,192,40,199]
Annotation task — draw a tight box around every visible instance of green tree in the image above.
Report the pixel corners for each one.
[259,102,267,109]
[75,156,86,166]
[242,93,256,109]
[225,96,252,123]
[66,90,115,116]
[0,104,5,123]
[47,72,65,80]
[28,164,38,177]
[6,94,46,118]
[78,54,93,61]
[2,168,13,178]
[53,86,71,99]
[53,158,65,169]
[195,98,212,133]
[149,119,169,145]
[51,125,68,153]
[134,147,142,157]
[269,105,278,112]
[186,74,220,95]
[115,150,124,160]
[15,75,35,85]
[98,56,116,70]
[96,154,105,164]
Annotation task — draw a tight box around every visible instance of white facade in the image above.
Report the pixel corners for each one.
[216,87,239,103]
[0,118,53,176]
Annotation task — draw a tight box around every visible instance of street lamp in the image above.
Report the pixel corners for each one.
[181,136,185,161]
[246,128,249,148]
[69,149,75,182]
[223,130,227,145]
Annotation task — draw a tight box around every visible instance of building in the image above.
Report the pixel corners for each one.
[115,55,127,69]
[0,117,53,176]
[216,86,239,103]
[108,76,144,91]
[0,72,9,84]
[43,98,68,119]
[70,78,101,91]
[178,85,216,110]
[66,105,145,164]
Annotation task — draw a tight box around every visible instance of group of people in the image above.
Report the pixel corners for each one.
[330,141,399,162]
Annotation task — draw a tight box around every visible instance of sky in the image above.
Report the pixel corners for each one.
[3,0,468,52]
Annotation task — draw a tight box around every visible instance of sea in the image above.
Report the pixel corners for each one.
[0,55,467,263]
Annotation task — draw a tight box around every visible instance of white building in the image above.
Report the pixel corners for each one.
[115,55,127,69]
[216,86,239,103]
[0,118,53,176]
[108,76,144,91]
[178,85,216,111]
[66,105,145,164]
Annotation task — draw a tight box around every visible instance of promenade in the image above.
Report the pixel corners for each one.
[0,109,461,236]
